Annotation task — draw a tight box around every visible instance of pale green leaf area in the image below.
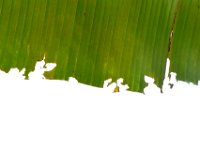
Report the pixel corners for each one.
[0,0,192,92]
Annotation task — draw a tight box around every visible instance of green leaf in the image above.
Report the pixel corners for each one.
[0,0,179,92]
[170,0,200,84]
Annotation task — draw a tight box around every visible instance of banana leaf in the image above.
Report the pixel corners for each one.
[0,0,179,92]
[170,0,200,84]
